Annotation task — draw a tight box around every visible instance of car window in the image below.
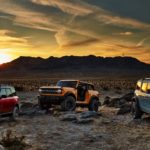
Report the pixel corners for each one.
[147,82,150,93]
[78,83,88,90]
[0,88,7,97]
[11,87,16,94]
[57,81,77,88]
[141,81,148,92]
[6,88,12,97]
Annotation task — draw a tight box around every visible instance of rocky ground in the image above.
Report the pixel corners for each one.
[0,91,150,150]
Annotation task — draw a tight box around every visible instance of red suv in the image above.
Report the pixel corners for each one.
[0,85,20,120]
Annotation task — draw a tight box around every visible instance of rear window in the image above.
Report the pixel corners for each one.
[10,87,16,93]
[147,82,150,93]
[141,81,148,92]
[6,88,12,96]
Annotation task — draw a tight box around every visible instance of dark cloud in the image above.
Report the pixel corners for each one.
[62,38,100,47]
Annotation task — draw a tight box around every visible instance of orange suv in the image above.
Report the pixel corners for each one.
[38,80,100,111]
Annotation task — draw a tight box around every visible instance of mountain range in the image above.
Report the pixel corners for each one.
[0,55,150,78]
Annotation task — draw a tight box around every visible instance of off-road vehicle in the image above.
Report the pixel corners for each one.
[132,78,150,119]
[0,85,20,120]
[38,80,100,111]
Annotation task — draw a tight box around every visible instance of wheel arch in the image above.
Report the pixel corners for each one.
[89,96,100,105]
[132,96,138,102]
[64,92,76,100]
[90,96,99,101]
[15,103,20,110]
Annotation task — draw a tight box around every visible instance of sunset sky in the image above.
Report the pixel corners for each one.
[0,0,150,64]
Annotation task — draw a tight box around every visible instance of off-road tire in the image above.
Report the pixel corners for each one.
[134,99,143,119]
[38,98,45,110]
[131,101,136,116]
[88,99,99,112]
[38,97,51,110]
[61,96,76,111]
[10,106,19,121]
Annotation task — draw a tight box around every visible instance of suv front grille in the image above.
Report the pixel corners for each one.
[41,88,60,94]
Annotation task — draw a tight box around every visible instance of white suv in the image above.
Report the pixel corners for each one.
[133,78,150,119]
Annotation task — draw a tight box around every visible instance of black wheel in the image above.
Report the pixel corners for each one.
[134,99,143,119]
[61,96,76,111]
[88,99,99,112]
[10,106,19,121]
[38,97,45,110]
[131,101,136,116]
[38,97,51,110]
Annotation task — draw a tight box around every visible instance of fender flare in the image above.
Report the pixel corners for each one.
[64,92,76,100]
[89,96,101,106]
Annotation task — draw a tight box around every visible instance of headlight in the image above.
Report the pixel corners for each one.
[56,89,62,94]
[39,89,42,92]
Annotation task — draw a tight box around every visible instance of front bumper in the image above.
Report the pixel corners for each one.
[38,95,64,104]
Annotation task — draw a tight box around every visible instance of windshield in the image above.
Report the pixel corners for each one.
[56,81,77,88]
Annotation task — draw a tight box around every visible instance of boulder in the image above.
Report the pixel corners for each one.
[80,111,101,119]
[103,96,111,105]
[120,92,134,102]
[117,103,132,115]
[74,118,94,124]
[60,114,77,121]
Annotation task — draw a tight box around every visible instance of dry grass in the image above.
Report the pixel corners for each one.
[0,130,30,150]
[0,79,136,92]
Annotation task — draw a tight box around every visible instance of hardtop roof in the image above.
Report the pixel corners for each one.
[59,80,94,86]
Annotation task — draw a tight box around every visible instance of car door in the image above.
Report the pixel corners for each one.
[77,83,88,102]
[85,84,94,103]
[4,88,16,113]
[138,81,150,113]
[0,88,8,114]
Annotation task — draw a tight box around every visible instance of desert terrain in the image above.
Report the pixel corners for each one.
[0,79,150,150]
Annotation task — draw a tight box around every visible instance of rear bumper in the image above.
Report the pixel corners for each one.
[38,95,64,105]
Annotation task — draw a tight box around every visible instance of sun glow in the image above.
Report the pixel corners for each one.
[0,52,12,64]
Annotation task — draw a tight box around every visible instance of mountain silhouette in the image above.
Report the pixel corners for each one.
[0,55,150,78]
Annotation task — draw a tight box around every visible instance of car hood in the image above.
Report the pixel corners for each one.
[40,86,61,89]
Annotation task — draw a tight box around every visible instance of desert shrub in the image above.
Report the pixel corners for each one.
[0,79,136,92]
[102,86,109,91]
[0,130,30,150]
[14,86,24,92]
[114,86,122,91]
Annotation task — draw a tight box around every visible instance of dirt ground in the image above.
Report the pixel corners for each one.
[0,91,150,150]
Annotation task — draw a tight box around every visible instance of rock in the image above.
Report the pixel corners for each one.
[103,96,111,105]
[20,102,34,110]
[104,93,134,113]
[117,103,132,115]
[74,118,94,124]
[108,98,121,107]
[80,111,101,119]
[0,145,5,150]
[60,114,77,121]
[120,92,134,102]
